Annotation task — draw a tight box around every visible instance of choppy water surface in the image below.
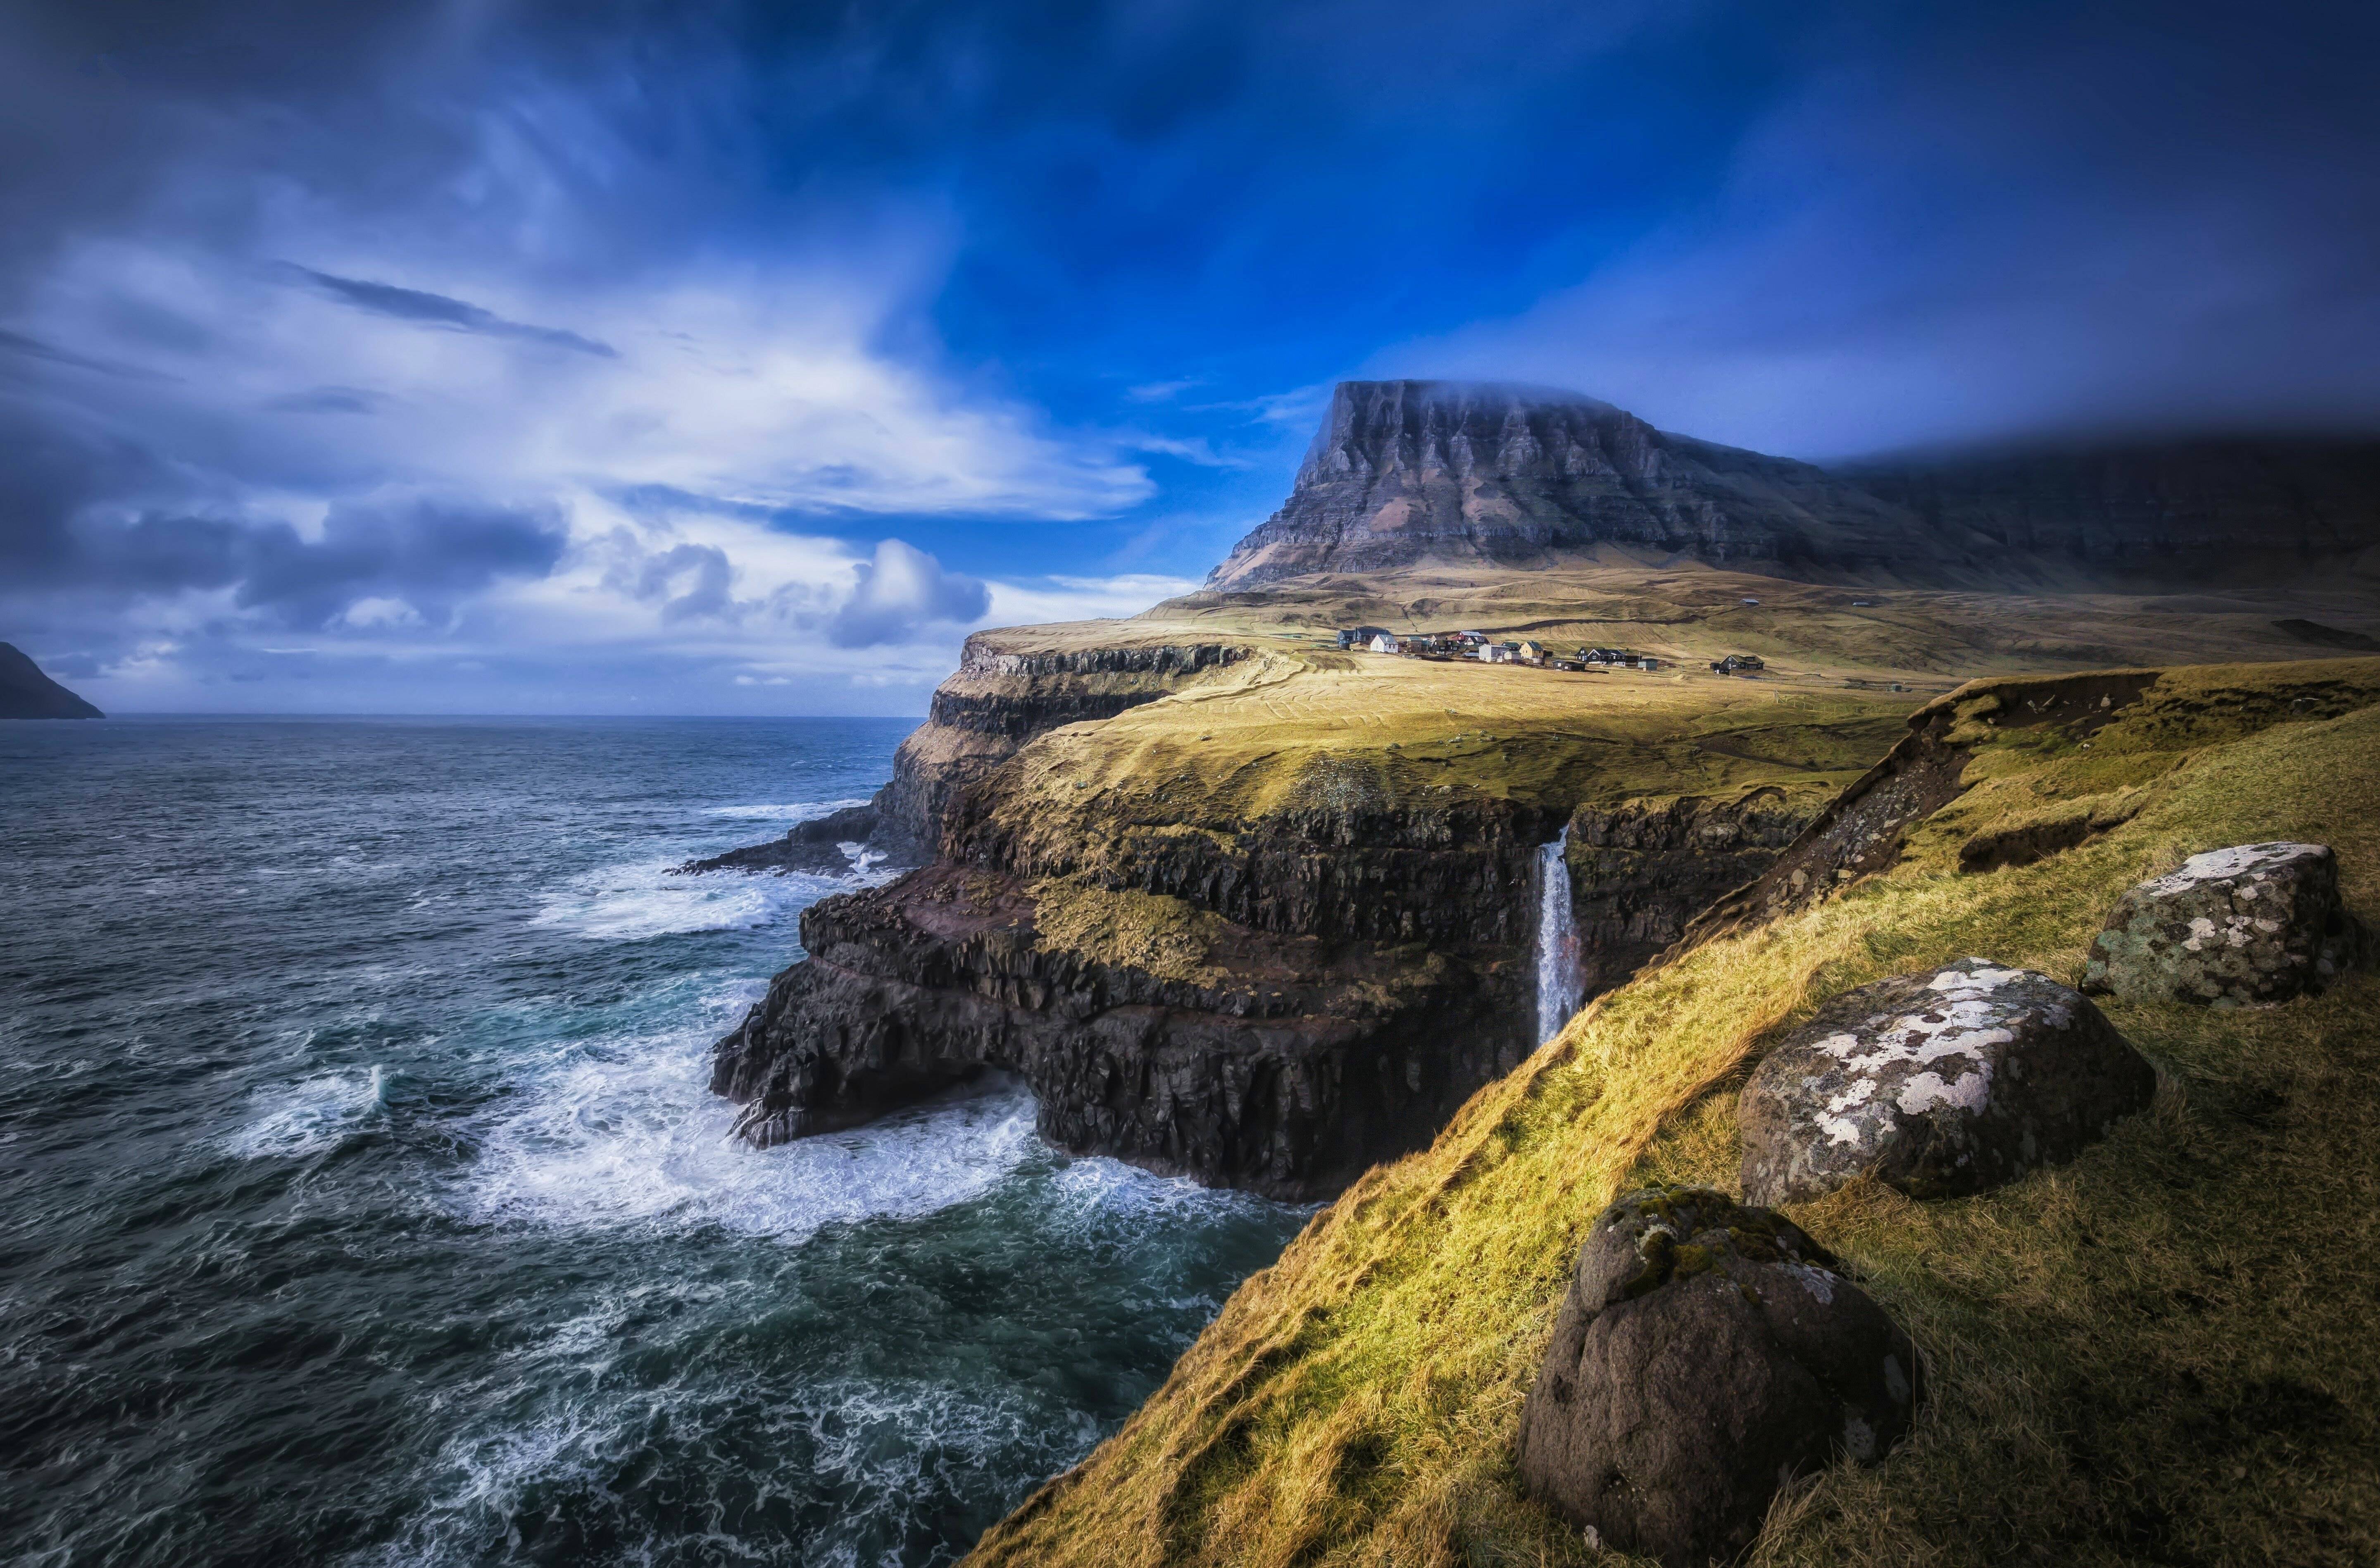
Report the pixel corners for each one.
[0,718,1306,1567]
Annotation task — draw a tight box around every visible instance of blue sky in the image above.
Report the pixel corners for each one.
[3,0,2376,713]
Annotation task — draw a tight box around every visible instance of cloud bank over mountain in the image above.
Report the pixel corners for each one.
[1,0,2372,710]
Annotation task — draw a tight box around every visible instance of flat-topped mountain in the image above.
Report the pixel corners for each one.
[1204,380,2380,591]
[0,643,102,720]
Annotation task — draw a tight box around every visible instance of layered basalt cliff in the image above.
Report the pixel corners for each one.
[712,701,1833,1196]
[710,860,1524,1198]
[867,636,1248,858]
[1563,789,1809,994]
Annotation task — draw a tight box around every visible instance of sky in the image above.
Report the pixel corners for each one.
[2,0,2375,714]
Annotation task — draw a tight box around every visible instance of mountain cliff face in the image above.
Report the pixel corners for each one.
[1842,436,2380,573]
[1207,381,1942,590]
[0,644,102,720]
[1205,381,2380,591]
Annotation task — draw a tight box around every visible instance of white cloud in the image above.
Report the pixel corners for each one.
[1378,51,2380,460]
[22,236,1154,520]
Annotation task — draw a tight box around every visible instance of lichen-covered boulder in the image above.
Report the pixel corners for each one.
[1517,1186,1919,1567]
[1740,958,2152,1206]
[2082,841,2354,1006]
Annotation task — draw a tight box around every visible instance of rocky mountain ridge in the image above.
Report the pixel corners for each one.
[1206,381,2380,591]
[0,643,102,720]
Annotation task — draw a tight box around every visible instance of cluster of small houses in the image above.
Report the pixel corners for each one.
[1336,626,1767,676]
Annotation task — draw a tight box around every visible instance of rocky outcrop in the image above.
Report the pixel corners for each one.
[0,643,102,719]
[674,804,881,876]
[1206,381,1954,591]
[709,863,1525,1198]
[2083,842,2359,1005]
[1740,958,2154,1205]
[1203,381,2380,592]
[1517,1185,1920,1567]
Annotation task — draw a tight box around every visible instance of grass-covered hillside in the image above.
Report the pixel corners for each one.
[970,655,2380,1567]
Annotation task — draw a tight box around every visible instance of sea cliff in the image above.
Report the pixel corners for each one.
[709,626,1897,1196]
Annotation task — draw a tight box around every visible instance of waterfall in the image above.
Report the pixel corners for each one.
[1536,827,1585,1041]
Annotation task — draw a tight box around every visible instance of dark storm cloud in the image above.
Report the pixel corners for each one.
[278,267,618,358]
[233,498,568,627]
[0,406,567,624]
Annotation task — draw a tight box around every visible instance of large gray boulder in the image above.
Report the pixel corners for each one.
[2082,841,2355,1006]
[1740,958,2152,1206]
[1517,1185,1919,1567]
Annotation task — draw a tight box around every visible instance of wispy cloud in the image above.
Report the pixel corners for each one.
[278,265,620,358]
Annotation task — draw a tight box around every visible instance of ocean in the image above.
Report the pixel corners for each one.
[0,717,1306,1567]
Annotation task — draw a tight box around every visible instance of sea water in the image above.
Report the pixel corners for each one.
[0,717,1307,1566]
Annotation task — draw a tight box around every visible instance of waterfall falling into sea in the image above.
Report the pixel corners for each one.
[1537,827,1586,1041]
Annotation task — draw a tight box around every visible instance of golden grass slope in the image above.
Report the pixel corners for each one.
[983,650,1913,850]
[1102,556,2380,690]
[969,655,2380,1568]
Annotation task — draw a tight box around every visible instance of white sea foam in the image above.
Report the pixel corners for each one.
[530,857,806,941]
[225,1064,386,1158]
[459,998,1045,1241]
[699,797,870,821]
[361,1353,1082,1568]
[532,851,897,942]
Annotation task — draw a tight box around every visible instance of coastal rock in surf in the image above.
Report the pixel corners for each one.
[2082,842,2356,1005]
[676,803,887,876]
[710,861,1529,1199]
[1516,1184,1919,1568]
[1739,958,2152,1205]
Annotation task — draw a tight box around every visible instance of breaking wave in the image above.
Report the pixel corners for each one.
[700,798,871,821]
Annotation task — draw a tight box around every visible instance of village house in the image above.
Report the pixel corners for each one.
[1336,625,1393,650]
[1368,632,1402,654]
[1480,643,1516,663]
[1711,653,1767,674]
[1516,640,1545,664]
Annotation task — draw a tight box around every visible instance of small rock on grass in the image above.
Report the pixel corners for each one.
[1740,957,2152,1206]
[2083,841,2356,1006]
[1517,1185,1919,1568]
